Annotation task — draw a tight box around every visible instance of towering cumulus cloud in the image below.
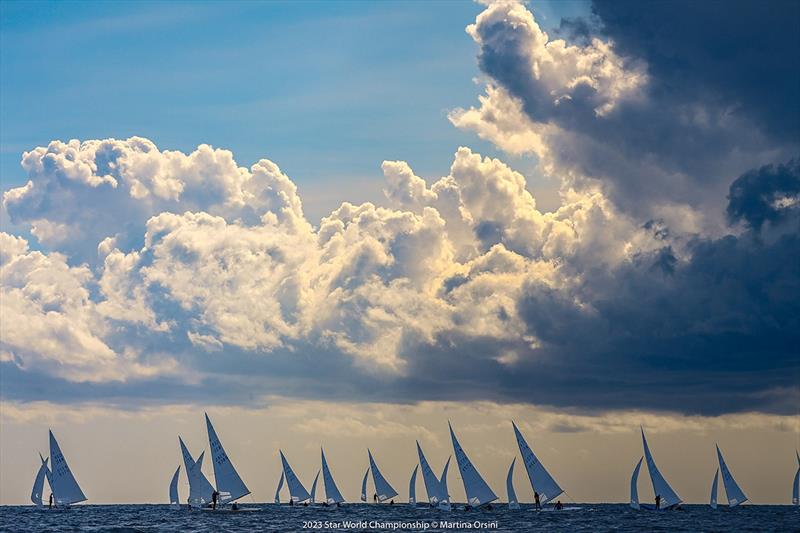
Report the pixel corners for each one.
[451,0,799,231]
[1,1,798,415]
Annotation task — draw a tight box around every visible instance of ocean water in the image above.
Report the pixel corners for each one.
[0,503,796,533]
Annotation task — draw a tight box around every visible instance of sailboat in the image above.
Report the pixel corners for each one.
[205,413,250,507]
[409,465,418,505]
[449,422,497,508]
[309,470,321,504]
[179,436,214,508]
[792,451,799,506]
[512,421,563,506]
[48,430,87,507]
[321,448,345,506]
[632,428,682,510]
[279,450,311,503]
[367,449,399,503]
[711,444,747,508]
[416,441,450,509]
[506,458,520,510]
[31,454,49,507]
[169,466,181,509]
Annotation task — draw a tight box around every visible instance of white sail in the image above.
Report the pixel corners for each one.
[321,449,345,504]
[416,441,443,505]
[274,472,284,504]
[205,413,250,503]
[448,422,497,507]
[360,467,369,502]
[630,457,643,509]
[280,450,311,502]
[409,465,418,505]
[506,458,520,510]
[641,428,682,508]
[31,454,49,507]
[193,452,216,506]
[368,449,398,502]
[716,445,747,507]
[310,470,320,504]
[710,468,719,509]
[179,437,214,507]
[49,430,86,506]
[512,421,563,504]
[169,466,181,508]
[793,451,799,506]
[438,457,452,510]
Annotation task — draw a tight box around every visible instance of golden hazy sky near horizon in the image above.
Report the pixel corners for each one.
[1,400,797,505]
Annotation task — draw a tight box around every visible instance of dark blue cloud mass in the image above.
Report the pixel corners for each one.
[727,159,800,230]
[592,0,800,141]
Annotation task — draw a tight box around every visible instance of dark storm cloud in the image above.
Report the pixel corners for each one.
[592,0,800,142]
[468,0,800,218]
[396,235,799,415]
[727,158,800,229]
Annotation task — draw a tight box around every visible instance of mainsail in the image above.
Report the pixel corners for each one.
[274,472,284,504]
[716,445,747,507]
[360,467,369,502]
[280,450,311,502]
[630,457,643,509]
[205,413,250,503]
[49,430,87,506]
[512,421,563,504]
[449,422,497,507]
[31,454,49,507]
[710,468,719,509]
[416,441,443,505]
[321,449,345,504]
[368,449,398,502]
[169,466,181,508]
[641,428,682,508]
[506,458,520,510]
[179,436,214,507]
[310,470,320,504]
[409,465,418,504]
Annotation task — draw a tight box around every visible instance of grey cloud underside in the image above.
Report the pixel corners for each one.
[3,204,798,416]
[2,2,800,416]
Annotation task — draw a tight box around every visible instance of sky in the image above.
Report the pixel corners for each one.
[1,0,799,505]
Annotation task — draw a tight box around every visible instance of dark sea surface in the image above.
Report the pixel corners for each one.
[0,503,797,533]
